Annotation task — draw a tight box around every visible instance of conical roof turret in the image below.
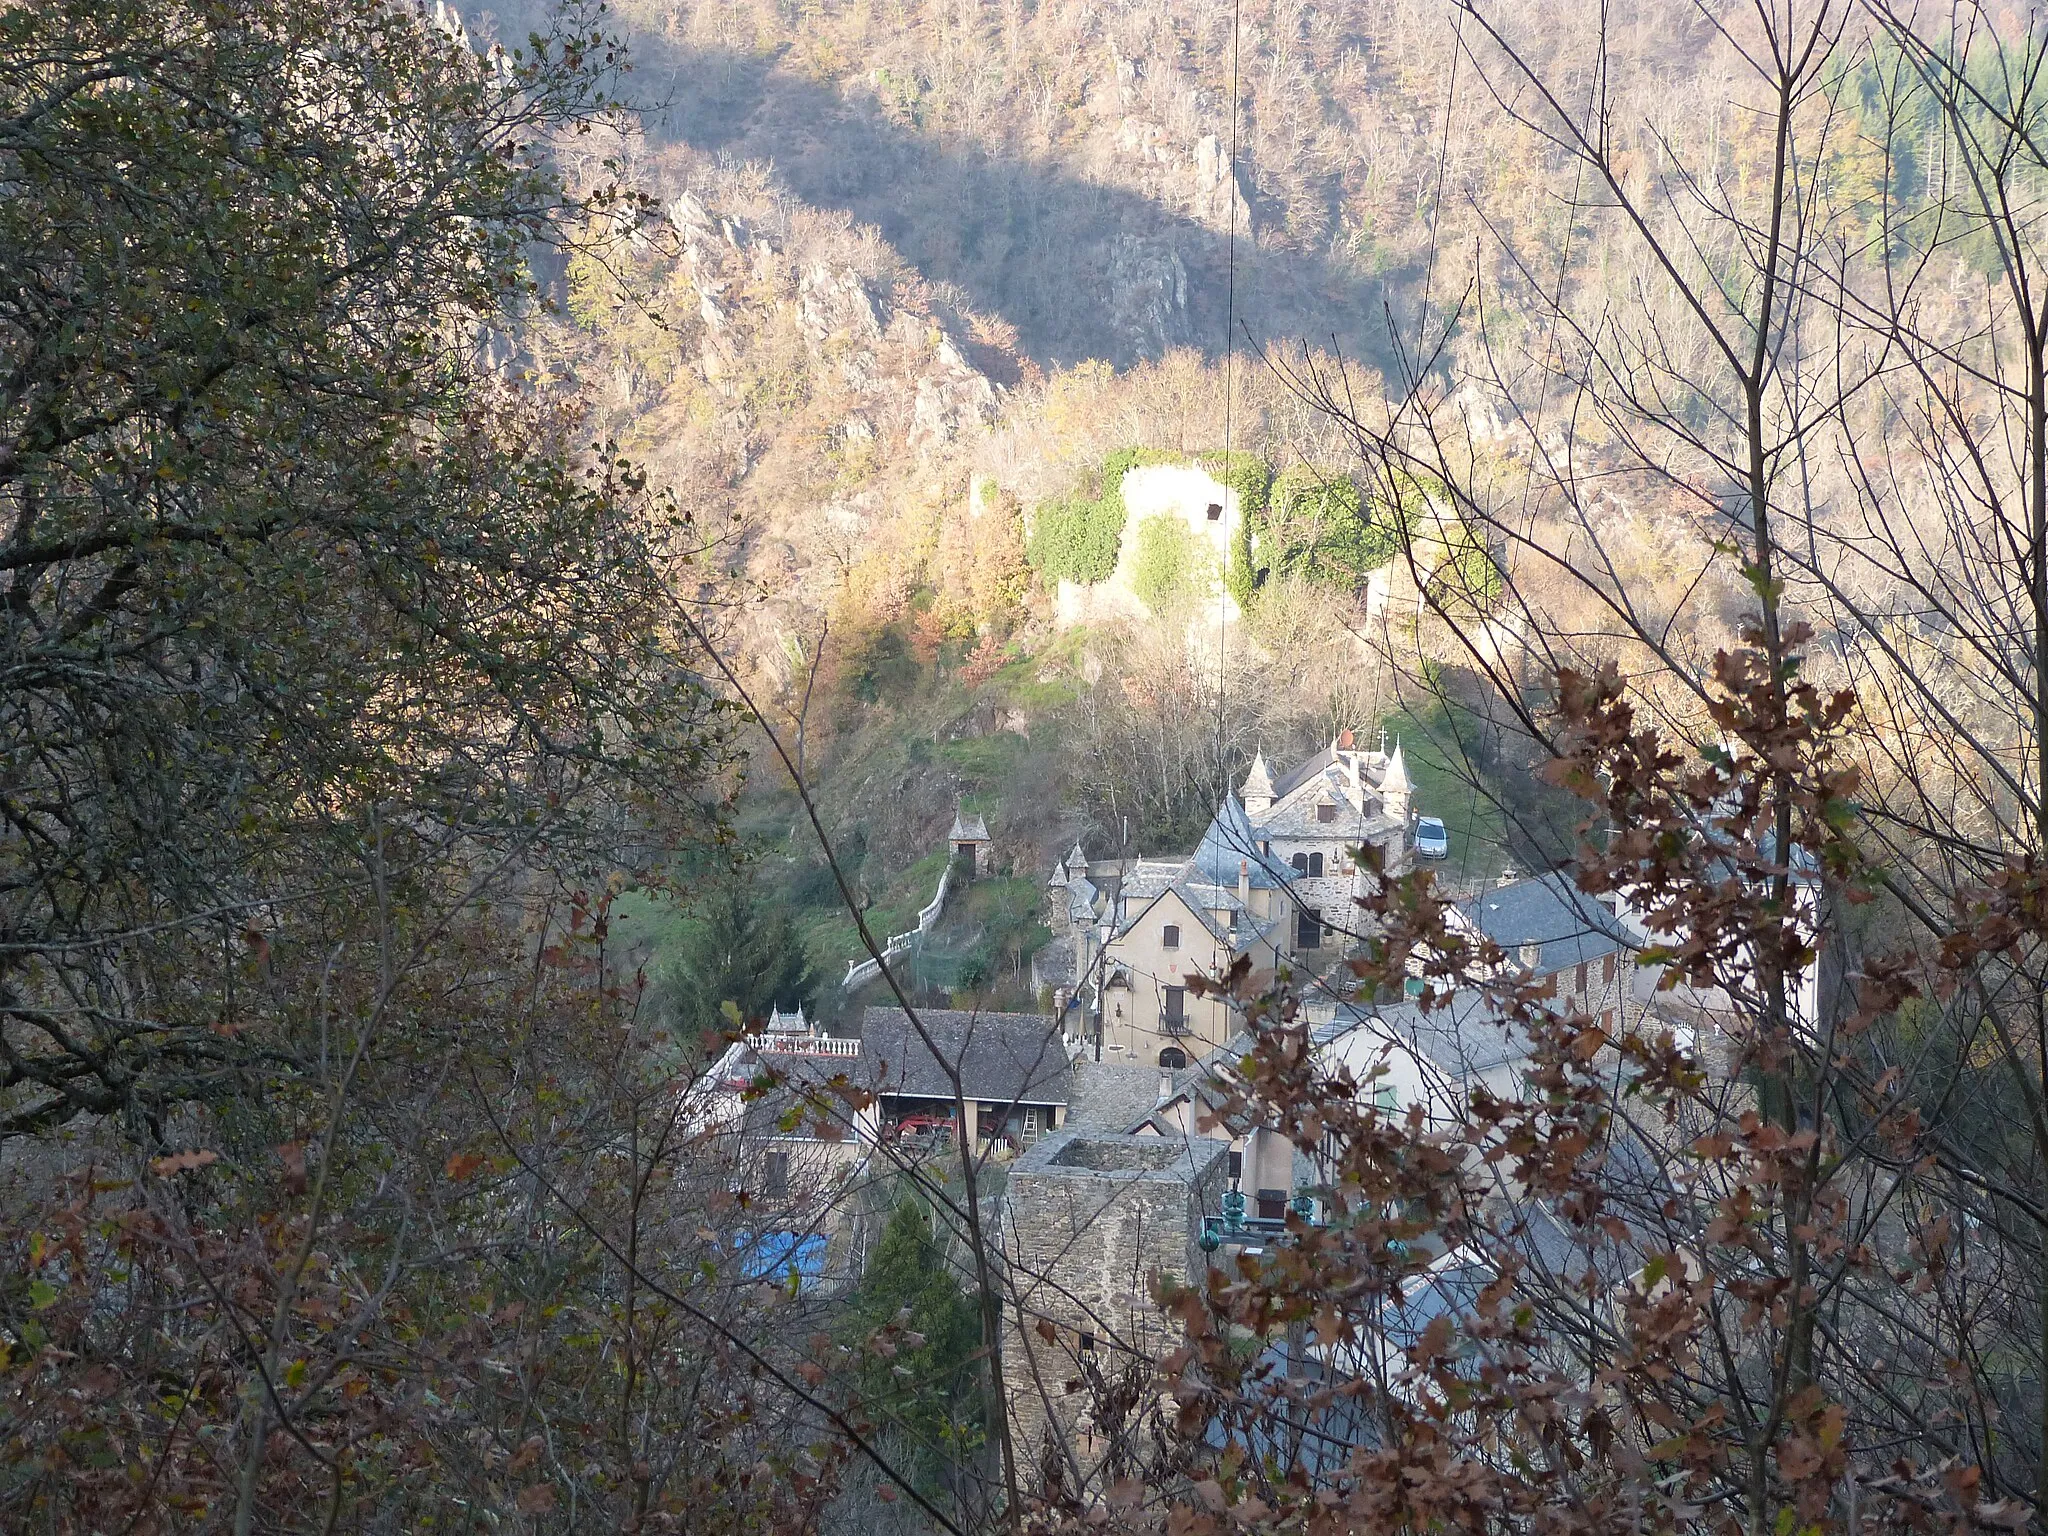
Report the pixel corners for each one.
[1241,750,1275,802]
[1383,740,1411,792]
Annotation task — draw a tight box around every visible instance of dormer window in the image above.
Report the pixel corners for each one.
[1317,802,1336,823]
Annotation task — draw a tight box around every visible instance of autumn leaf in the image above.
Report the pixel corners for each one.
[150,1149,218,1177]
[444,1151,485,1181]
[516,1483,557,1514]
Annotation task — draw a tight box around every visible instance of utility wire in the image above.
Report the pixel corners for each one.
[1216,0,1243,800]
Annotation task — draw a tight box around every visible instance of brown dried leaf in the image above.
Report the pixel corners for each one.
[149,1149,218,1178]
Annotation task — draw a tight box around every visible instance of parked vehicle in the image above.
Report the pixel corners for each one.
[1414,816,1450,860]
[890,1113,956,1143]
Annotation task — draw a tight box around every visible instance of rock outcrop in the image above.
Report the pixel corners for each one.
[909,335,997,451]
[1191,133,1254,239]
[1106,235,1192,358]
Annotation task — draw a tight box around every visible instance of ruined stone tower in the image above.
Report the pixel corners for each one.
[998,1131,1228,1488]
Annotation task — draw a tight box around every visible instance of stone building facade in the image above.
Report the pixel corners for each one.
[1239,732,1412,958]
[999,1131,1229,1483]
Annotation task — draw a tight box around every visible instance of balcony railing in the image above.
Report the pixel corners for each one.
[753,1034,861,1058]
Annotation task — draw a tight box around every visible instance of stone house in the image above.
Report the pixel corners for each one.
[1091,796,1298,1066]
[1238,731,1413,957]
[1447,870,1637,1034]
[1035,738,1427,1064]
[690,1005,1079,1167]
[949,804,992,877]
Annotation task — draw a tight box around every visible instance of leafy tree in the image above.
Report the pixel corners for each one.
[0,0,725,1141]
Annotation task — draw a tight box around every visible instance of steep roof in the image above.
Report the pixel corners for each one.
[861,1007,1071,1106]
[949,807,990,842]
[1456,872,1627,974]
[1383,741,1411,792]
[1323,993,1537,1076]
[1241,751,1275,800]
[1191,795,1295,890]
[1065,875,1100,924]
[1270,745,1340,802]
[1031,934,1080,989]
[1065,1060,1175,1132]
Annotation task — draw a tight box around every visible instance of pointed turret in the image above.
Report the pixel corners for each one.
[1382,741,1412,823]
[1241,751,1275,817]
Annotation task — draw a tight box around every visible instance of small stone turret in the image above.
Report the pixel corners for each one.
[1241,751,1275,817]
[1382,742,1412,825]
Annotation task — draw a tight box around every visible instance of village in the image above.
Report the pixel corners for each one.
[689,722,1803,1480]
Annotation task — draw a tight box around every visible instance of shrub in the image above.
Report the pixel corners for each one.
[1268,465,1401,587]
[1024,494,1124,583]
[1025,447,1178,585]
[1130,514,1202,609]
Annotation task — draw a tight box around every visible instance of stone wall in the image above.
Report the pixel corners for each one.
[999,1131,1229,1483]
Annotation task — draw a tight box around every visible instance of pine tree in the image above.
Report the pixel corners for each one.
[840,1197,986,1502]
[665,878,821,1042]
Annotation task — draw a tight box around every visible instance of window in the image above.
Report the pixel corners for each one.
[764,1150,789,1199]
[1227,1147,1243,1179]
[1297,909,1322,949]
[1575,961,1588,994]
[1308,851,1324,878]
[1163,986,1186,1026]
[1205,502,1223,521]
[1602,1010,1614,1031]
[1078,1330,1097,1352]
[1291,852,1309,875]
[1159,1047,1187,1069]
[1162,923,1180,950]
[1603,953,1616,984]
[1317,801,1336,823]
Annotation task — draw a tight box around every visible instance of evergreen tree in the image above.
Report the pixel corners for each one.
[840,1197,986,1502]
[665,877,821,1041]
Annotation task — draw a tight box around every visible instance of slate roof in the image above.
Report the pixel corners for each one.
[1031,934,1079,989]
[949,807,991,842]
[1456,871,1628,975]
[1322,993,1536,1076]
[1192,794,1296,890]
[1271,745,1341,802]
[1064,1060,1173,1132]
[1065,875,1100,924]
[860,1007,1071,1106]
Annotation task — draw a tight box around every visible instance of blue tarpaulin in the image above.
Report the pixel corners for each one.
[731,1230,828,1289]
